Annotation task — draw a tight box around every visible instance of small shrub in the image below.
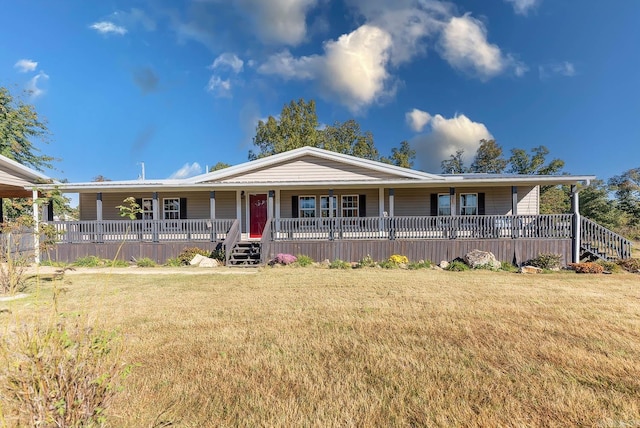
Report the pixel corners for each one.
[525,253,562,270]
[569,262,604,274]
[136,257,156,268]
[177,247,212,265]
[273,253,297,265]
[408,260,432,270]
[329,259,351,269]
[211,247,226,263]
[355,254,377,268]
[446,260,470,271]
[596,260,621,273]
[617,258,640,273]
[0,316,130,426]
[110,259,130,268]
[378,260,397,269]
[73,256,103,267]
[388,254,409,265]
[164,257,182,267]
[294,254,314,267]
[500,261,519,272]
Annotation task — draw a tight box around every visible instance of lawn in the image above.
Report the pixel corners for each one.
[2,268,640,427]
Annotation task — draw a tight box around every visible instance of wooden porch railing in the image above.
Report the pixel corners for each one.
[270,214,575,241]
[581,217,633,260]
[47,219,235,244]
[223,219,241,265]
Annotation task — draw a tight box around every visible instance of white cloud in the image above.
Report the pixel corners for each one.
[206,75,232,97]
[14,59,38,73]
[504,0,541,15]
[90,21,127,35]
[210,53,244,74]
[410,112,493,173]
[235,0,318,45]
[169,162,202,179]
[539,61,576,79]
[26,71,49,98]
[406,108,432,132]
[259,24,394,113]
[438,14,511,80]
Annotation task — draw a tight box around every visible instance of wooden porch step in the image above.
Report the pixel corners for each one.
[228,242,261,266]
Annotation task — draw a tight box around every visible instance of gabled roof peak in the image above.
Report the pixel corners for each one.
[189,146,446,184]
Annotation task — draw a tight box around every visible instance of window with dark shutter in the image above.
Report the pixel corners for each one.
[359,195,366,217]
[291,196,298,218]
[430,194,437,216]
[478,193,485,215]
[135,198,143,220]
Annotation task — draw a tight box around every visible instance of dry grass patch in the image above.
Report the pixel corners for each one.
[2,269,639,427]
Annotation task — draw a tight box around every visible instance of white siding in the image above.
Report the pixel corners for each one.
[213,156,401,183]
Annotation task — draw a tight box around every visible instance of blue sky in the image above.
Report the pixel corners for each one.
[1,0,639,184]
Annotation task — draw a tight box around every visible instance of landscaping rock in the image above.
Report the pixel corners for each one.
[190,254,219,267]
[464,250,501,270]
[519,265,543,274]
[439,260,449,269]
[190,254,207,266]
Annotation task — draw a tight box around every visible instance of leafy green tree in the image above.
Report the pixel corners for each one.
[249,98,319,160]
[580,179,628,231]
[249,98,408,164]
[209,162,231,172]
[470,139,507,173]
[609,168,640,226]
[441,150,467,174]
[381,141,416,168]
[508,146,564,175]
[0,86,54,171]
[321,119,379,160]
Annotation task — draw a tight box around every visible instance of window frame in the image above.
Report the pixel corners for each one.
[163,197,180,220]
[320,195,337,218]
[460,193,478,216]
[437,193,451,216]
[141,198,154,220]
[341,194,359,218]
[298,195,317,218]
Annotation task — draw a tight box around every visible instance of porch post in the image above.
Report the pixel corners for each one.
[32,189,40,264]
[449,187,456,239]
[378,188,384,238]
[210,191,216,242]
[268,190,274,218]
[96,192,103,243]
[511,186,518,238]
[0,198,3,224]
[152,192,159,243]
[571,185,581,264]
[275,189,281,238]
[209,191,216,220]
[236,191,242,235]
[389,189,395,240]
[329,189,334,241]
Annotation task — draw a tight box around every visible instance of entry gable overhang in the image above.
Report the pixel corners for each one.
[0,154,54,197]
[188,146,448,185]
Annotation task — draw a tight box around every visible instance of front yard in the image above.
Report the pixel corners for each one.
[1,268,639,427]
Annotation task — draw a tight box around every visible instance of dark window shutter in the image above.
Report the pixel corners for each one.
[180,198,187,219]
[359,195,366,217]
[478,193,485,215]
[430,194,438,216]
[291,196,298,218]
[47,203,54,221]
[135,198,143,220]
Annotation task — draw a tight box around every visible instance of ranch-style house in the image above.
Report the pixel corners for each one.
[15,147,633,266]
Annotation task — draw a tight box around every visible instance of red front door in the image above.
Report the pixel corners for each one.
[249,194,268,238]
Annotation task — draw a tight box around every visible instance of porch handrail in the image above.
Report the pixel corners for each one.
[581,217,633,260]
[46,219,235,243]
[270,214,575,241]
[224,219,241,265]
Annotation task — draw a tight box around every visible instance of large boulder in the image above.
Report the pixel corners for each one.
[463,250,501,270]
[190,254,219,267]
